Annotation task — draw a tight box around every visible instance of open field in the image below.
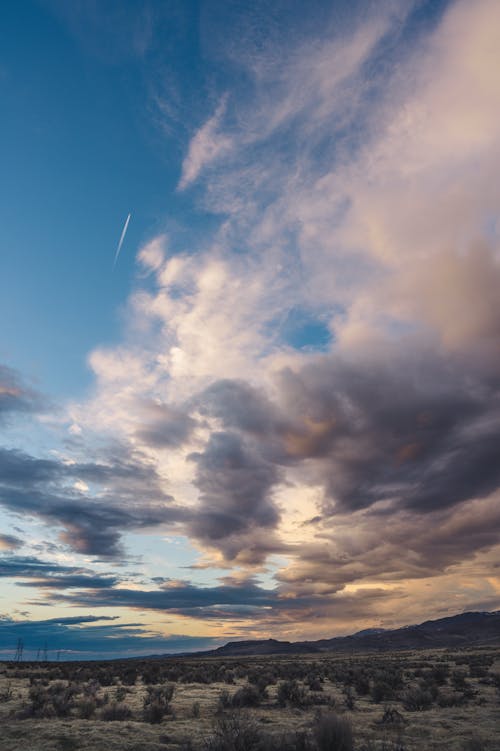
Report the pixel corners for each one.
[0,647,499,751]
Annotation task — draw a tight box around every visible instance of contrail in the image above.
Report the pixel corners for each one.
[113,213,131,268]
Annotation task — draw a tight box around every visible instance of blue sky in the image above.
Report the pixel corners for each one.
[1,0,500,659]
[1,0,209,396]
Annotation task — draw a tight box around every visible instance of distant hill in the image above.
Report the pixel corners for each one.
[192,610,500,657]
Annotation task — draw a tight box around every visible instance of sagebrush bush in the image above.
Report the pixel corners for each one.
[277,679,307,707]
[0,682,12,702]
[353,672,370,696]
[343,687,356,710]
[313,713,354,751]
[77,698,96,719]
[462,735,488,751]
[401,686,433,711]
[100,701,132,721]
[371,680,396,703]
[20,681,79,719]
[217,689,232,713]
[204,713,268,751]
[379,706,405,725]
[231,684,262,708]
[143,683,175,723]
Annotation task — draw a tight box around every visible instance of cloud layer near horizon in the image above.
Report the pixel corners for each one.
[1,0,500,647]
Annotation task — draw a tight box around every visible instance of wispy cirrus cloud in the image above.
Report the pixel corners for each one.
[178,96,232,190]
[0,365,44,423]
[0,534,22,552]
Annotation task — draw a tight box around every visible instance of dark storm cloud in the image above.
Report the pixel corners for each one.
[47,578,339,625]
[199,379,280,437]
[273,347,500,515]
[201,347,500,519]
[135,400,198,448]
[187,431,280,560]
[182,339,500,579]
[0,613,219,659]
[0,556,76,578]
[276,494,500,592]
[199,345,500,524]
[46,576,408,633]
[0,447,187,557]
[16,574,119,590]
[0,365,44,421]
[0,555,119,589]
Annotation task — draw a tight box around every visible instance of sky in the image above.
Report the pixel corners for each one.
[1,0,499,660]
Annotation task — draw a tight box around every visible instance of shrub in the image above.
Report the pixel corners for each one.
[0,682,13,702]
[343,687,356,711]
[203,714,311,751]
[82,679,99,697]
[371,681,396,703]
[51,690,73,717]
[115,686,127,702]
[77,698,96,719]
[306,676,323,692]
[97,669,115,687]
[437,691,466,708]
[309,691,333,706]
[401,686,433,711]
[21,681,78,718]
[121,668,138,686]
[100,701,133,721]
[379,706,405,725]
[462,735,488,751]
[231,684,262,708]
[452,670,468,690]
[430,664,449,685]
[277,679,307,708]
[143,684,175,723]
[204,713,268,751]
[313,713,354,751]
[217,689,232,713]
[353,673,370,696]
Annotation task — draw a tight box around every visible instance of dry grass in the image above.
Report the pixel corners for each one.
[0,646,498,750]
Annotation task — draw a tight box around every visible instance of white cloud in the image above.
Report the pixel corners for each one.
[178,96,233,190]
[138,235,167,272]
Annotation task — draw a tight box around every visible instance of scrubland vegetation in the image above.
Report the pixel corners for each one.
[0,647,498,750]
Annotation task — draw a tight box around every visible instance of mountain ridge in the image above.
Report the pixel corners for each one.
[186,610,500,657]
